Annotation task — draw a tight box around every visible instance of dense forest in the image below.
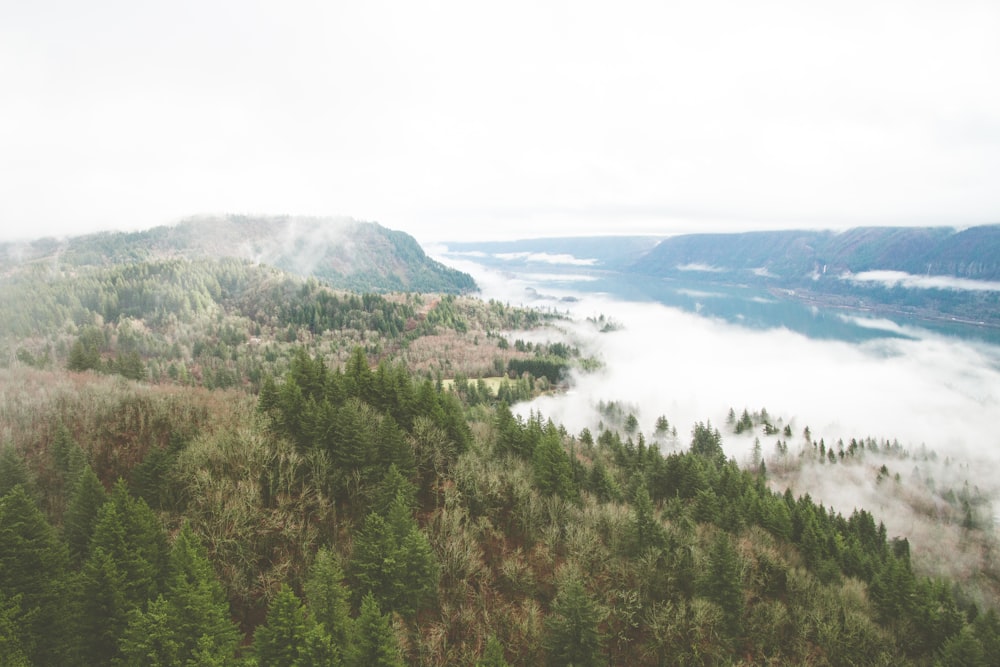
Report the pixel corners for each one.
[1,238,998,665]
[2,350,998,665]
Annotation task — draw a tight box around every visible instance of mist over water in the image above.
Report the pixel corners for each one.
[440,250,1000,580]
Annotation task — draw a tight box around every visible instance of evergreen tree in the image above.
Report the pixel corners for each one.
[254,584,314,667]
[0,485,70,664]
[0,592,30,667]
[89,479,169,608]
[532,426,576,499]
[476,634,511,667]
[544,572,604,667]
[78,546,130,664]
[304,546,354,652]
[690,421,724,462]
[347,593,403,667]
[51,420,86,484]
[698,532,744,639]
[117,596,183,666]
[936,625,987,667]
[146,523,240,664]
[630,484,663,555]
[0,444,32,499]
[63,464,107,565]
[351,492,438,618]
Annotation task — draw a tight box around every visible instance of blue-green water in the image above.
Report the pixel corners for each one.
[503,266,1000,347]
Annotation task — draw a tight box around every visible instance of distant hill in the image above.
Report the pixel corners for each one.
[0,215,476,294]
[630,225,1000,282]
[443,225,1000,329]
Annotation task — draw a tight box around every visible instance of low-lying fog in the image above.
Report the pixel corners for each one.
[442,252,1000,592]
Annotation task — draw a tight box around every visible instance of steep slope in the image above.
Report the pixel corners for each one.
[0,215,476,294]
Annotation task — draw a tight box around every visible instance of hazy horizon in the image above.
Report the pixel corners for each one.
[4,2,1000,243]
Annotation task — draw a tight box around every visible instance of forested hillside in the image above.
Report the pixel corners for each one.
[1,228,998,665]
[1,255,565,391]
[2,350,998,665]
[0,215,477,294]
[630,225,1000,282]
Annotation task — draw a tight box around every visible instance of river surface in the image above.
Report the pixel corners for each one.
[437,248,1000,455]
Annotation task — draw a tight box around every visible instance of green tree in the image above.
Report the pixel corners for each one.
[304,546,354,652]
[350,492,438,618]
[347,593,403,667]
[698,532,743,639]
[0,445,32,499]
[0,486,70,664]
[544,572,605,667]
[629,484,663,555]
[78,546,129,664]
[532,426,576,499]
[153,523,239,663]
[89,479,169,608]
[690,421,724,462]
[476,634,510,667]
[78,479,168,663]
[63,465,107,565]
[117,596,183,666]
[67,326,104,372]
[0,592,30,667]
[935,625,986,667]
[254,584,315,667]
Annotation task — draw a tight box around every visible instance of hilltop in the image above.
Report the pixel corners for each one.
[1,215,476,294]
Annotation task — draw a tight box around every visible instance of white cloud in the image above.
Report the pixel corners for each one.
[676,263,726,273]
[844,270,1000,292]
[520,273,599,283]
[2,1,999,242]
[494,252,599,266]
[676,288,725,299]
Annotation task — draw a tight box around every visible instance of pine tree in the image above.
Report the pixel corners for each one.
[936,625,987,667]
[532,427,575,499]
[476,634,510,667]
[254,584,336,667]
[0,444,32,499]
[0,592,31,667]
[78,546,130,664]
[63,465,107,565]
[350,492,438,619]
[544,572,604,667]
[630,484,663,555]
[89,479,169,608]
[156,523,240,663]
[117,596,183,666]
[304,546,354,651]
[697,532,743,639]
[347,593,403,667]
[0,486,70,664]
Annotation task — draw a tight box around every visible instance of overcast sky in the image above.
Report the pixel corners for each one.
[2,0,999,242]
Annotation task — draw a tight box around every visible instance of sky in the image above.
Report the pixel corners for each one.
[2,0,1000,243]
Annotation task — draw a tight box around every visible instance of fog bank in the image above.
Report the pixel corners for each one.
[445,255,1000,533]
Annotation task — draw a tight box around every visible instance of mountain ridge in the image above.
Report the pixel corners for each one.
[1,215,477,294]
[630,225,1000,282]
[442,224,1000,330]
